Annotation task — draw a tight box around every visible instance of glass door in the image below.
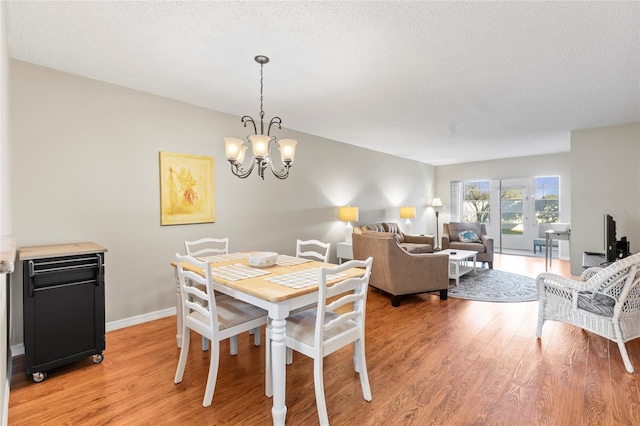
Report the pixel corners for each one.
[500,179,535,251]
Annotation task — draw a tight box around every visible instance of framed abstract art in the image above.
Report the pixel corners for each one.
[159,151,215,225]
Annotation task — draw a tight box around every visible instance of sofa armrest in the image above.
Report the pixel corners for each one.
[402,233,434,246]
[441,233,450,249]
[481,235,494,253]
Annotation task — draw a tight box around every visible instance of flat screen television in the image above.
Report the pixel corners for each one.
[605,214,617,262]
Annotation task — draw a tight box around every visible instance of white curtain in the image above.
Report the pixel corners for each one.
[450,181,463,222]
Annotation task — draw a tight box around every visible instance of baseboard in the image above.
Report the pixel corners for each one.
[105,307,176,332]
[11,307,177,357]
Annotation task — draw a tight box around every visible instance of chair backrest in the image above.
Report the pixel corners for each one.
[315,257,373,354]
[444,222,486,240]
[296,239,331,263]
[175,253,218,338]
[184,237,229,258]
[588,253,640,313]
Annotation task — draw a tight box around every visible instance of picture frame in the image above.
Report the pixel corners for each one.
[159,151,215,225]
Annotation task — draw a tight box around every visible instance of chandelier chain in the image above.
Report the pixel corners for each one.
[259,63,265,121]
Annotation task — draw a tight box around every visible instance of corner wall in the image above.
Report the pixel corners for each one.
[570,122,640,275]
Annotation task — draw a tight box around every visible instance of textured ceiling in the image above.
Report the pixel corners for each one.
[6,1,640,165]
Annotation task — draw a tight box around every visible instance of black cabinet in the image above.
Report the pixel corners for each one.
[20,242,107,382]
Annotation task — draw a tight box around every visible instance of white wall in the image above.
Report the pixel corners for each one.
[435,152,572,255]
[570,122,640,275]
[9,60,437,346]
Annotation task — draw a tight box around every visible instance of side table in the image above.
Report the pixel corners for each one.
[336,242,353,264]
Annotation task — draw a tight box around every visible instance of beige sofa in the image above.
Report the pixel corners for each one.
[442,222,494,269]
[353,222,434,253]
[352,231,449,307]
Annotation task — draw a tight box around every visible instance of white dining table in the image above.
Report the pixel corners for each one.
[171,253,364,425]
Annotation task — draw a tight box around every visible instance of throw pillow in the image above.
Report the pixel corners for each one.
[456,230,481,243]
[577,291,615,317]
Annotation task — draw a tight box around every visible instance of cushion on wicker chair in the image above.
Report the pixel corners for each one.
[577,291,615,317]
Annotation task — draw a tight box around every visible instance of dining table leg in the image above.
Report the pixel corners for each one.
[270,316,287,425]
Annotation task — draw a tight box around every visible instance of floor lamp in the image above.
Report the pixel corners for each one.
[430,198,443,250]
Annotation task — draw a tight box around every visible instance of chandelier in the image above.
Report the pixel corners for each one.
[224,55,297,180]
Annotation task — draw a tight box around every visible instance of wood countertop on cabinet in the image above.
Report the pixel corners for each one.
[18,242,108,260]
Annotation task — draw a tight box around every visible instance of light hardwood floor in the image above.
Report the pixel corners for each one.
[9,254,640,425]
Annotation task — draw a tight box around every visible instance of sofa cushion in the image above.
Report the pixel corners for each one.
[401,243,433,254]
[449,241,486,253]
[455,230,481,243]
[384,223,402,234]
[365,223,386,233]
[365,223,405,242]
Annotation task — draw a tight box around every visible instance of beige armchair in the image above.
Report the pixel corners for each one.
[352,231,449,307]
[442,222,494,269]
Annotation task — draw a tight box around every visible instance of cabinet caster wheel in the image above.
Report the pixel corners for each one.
[91,353,104,364]
[32,372,47,383]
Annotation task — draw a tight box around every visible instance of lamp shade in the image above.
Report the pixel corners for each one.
[400,206,416,219]
[224,138,245,162]
[338,206,359,222]
[430,197,443,208]
[236,144,248,164]
[278,139,297,163]
[249,135,271,158]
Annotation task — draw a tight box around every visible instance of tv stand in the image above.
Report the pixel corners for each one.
[617,237,630,259]
[582,252,608,269]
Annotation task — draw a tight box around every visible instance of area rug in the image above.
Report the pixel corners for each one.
[448,269,538,302]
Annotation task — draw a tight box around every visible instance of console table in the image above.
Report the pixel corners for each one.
[545,230,570,271]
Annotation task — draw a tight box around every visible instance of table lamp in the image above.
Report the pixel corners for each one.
[338,206,359,243]
[400,206,416,234]
[430,198,443,250]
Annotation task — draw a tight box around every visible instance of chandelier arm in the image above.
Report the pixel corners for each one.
[241,116,257,135]
[268,161,291,180]
[229,157,256,179]
[267,117,282,137]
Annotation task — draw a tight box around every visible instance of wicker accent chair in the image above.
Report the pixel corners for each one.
[536,253,640,373]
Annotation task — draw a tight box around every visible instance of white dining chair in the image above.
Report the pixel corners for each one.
[296,239,331,263]
[174,253,268,407]
[184,237,229,258]
[184,237,261,352]
[267,257,374,425]
[286,239,332,364]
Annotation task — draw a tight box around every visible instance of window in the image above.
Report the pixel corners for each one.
[462,180,490,223]
[534,176,559,224]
